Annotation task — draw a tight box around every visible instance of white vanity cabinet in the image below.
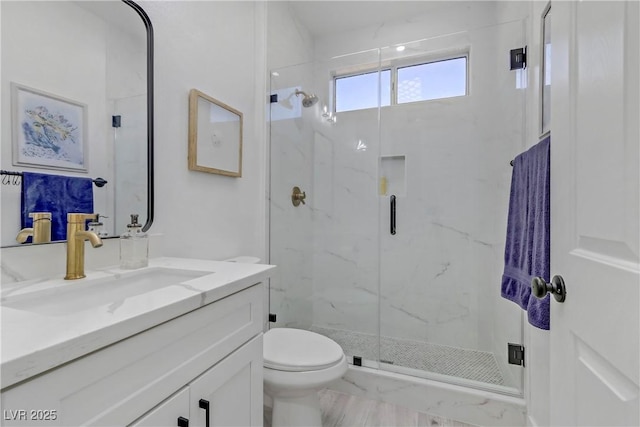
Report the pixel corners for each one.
[1,284,264,427]
[131,335,263,427]
[131,388,190,427]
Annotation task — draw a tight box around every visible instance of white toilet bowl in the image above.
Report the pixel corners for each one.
[264,328,347,427]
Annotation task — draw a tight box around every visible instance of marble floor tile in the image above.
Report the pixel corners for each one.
[264,390,478,427]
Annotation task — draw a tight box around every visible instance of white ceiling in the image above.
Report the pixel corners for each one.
[287,1,451,37]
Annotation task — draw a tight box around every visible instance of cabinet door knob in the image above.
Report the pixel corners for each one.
[177,416,189,427]
[199,399,210,427]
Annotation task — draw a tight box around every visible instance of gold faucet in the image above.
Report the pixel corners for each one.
[16,212,52,244]
[65,213,103,280]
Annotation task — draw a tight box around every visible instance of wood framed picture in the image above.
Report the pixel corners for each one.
[188,89,243,177]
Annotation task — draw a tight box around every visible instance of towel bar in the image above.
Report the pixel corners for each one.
[1,170,108,187]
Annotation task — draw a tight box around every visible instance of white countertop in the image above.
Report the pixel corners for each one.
[0,257,275,390]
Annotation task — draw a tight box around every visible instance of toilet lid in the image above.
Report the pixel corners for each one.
[264,328,344,372]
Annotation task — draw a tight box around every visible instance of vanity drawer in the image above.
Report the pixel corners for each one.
[1,284,262,426]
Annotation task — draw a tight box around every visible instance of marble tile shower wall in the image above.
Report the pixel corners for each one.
[311,109,381,336]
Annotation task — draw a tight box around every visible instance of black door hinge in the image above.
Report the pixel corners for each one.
[510,46,527,70]
[508,343,525,366]
[112,115,121,128]
[270,94,278,103]
[353,356,362,366]
[269,313,277,322]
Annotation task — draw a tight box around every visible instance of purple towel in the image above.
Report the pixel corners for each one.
[501,136,550,330]
[21,172,94,242]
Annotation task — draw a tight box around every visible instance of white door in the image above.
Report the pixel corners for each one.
[551,1,639,425]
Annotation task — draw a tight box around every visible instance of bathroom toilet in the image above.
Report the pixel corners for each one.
[223,256,347,426]
[263,328,347,427]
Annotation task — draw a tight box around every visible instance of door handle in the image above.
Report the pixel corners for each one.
[531,275,566,303]
[199,399,210,427]
[390,195,396,235]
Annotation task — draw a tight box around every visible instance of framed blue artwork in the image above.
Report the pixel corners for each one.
[12,83,88,172]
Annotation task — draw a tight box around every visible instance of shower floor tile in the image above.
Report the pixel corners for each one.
[309,326,505,386]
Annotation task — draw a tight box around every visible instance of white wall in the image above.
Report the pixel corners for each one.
[137,1,267,262]
[266,1,314,71]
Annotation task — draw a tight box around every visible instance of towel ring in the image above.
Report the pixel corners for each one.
[531,275,566,303]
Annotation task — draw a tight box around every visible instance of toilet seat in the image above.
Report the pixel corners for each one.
[264,328,344,372]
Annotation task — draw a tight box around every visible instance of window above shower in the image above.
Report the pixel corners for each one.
[334,55,468,113]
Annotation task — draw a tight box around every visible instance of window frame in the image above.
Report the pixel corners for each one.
[332,52,469,113]
[332,67,393,113]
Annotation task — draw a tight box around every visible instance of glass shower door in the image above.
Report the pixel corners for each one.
[377,21,526,394]
[268,62,316,332]
[268,49,383,368]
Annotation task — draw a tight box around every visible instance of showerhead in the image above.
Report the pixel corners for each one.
[295,89,319,108]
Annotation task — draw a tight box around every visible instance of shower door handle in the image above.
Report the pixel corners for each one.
[390,195,396,235]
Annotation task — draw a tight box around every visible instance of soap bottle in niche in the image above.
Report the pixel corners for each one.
[120,214,148,269]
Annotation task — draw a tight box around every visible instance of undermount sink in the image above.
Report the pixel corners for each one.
[2,268,211,316]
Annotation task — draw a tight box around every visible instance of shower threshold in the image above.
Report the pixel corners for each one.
[309,326,506,386]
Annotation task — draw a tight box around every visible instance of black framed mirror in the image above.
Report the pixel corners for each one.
[124,0,154,233]
[0,0,154,247]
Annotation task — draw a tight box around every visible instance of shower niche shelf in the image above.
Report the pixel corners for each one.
[380,155,406,196]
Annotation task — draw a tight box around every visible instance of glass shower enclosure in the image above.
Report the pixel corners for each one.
[268,19,526,395]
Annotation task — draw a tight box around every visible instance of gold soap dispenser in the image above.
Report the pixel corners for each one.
[120,214,148,269]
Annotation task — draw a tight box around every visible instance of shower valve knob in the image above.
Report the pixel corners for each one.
[291,186,306,206]
[531,275,566,303]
